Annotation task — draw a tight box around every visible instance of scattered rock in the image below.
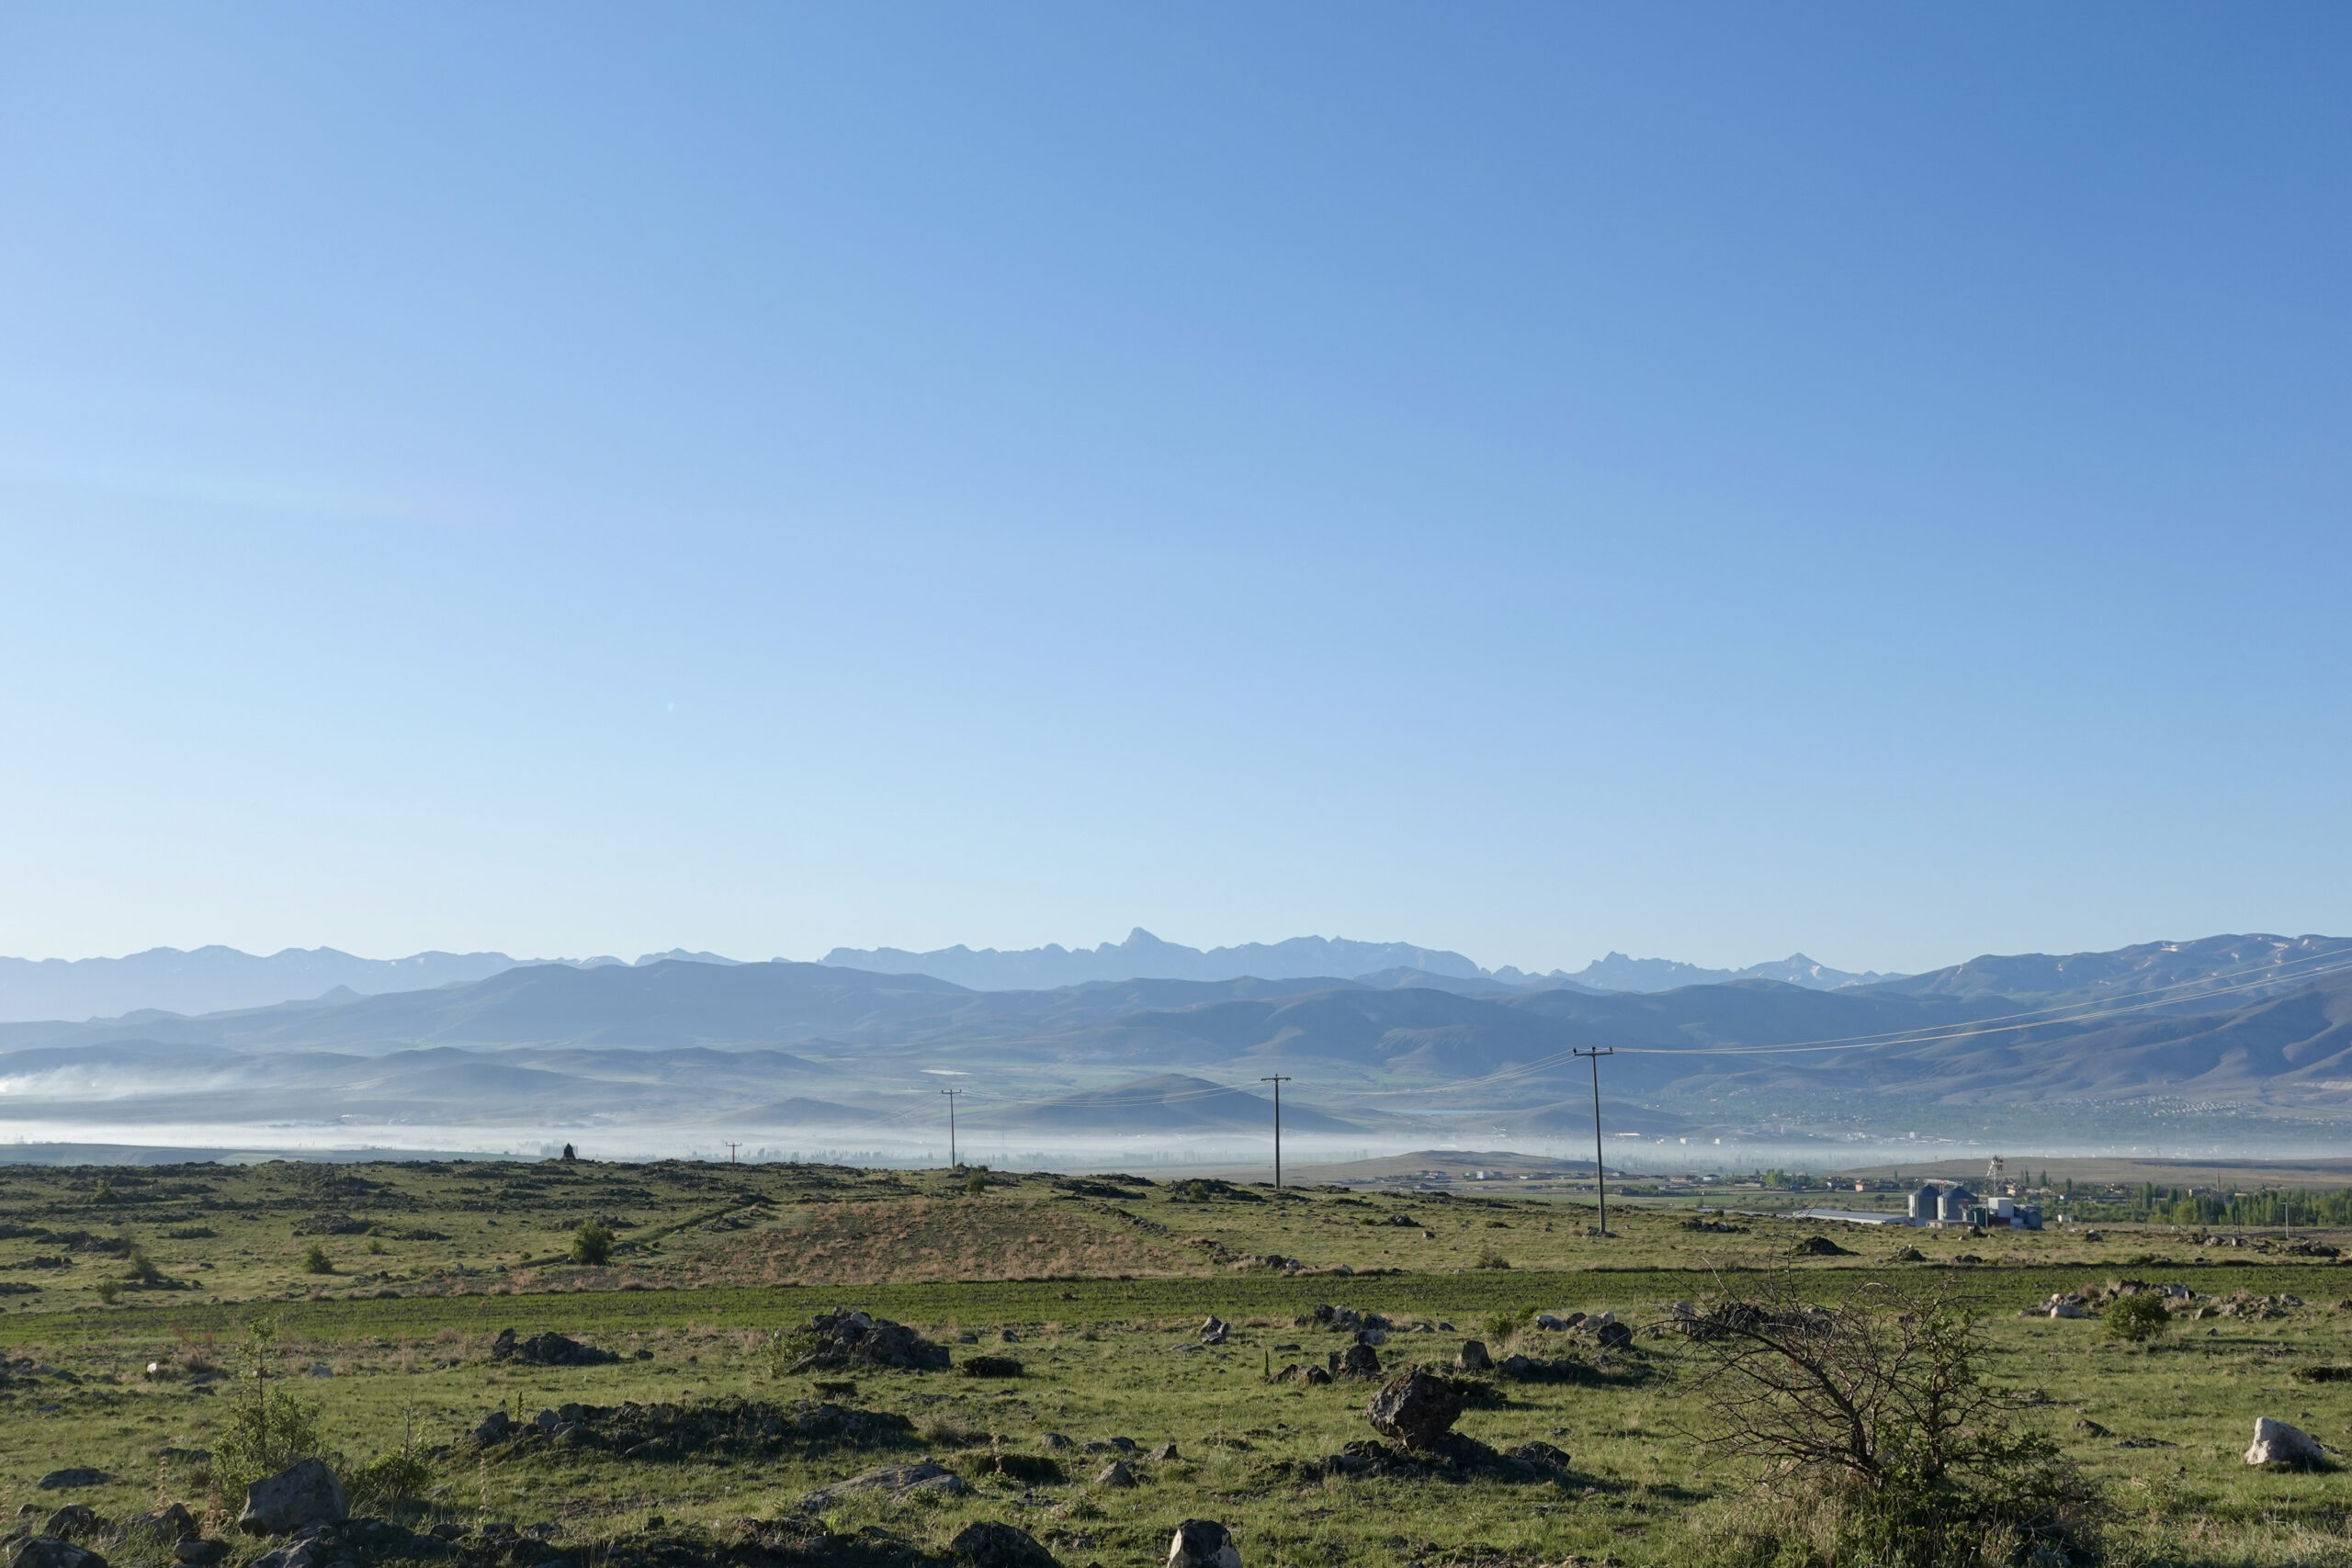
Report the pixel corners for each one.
[1300,1365,1333,1385]
[948,1521,1058,1568]
[489,1331,618,1368]
[1337,1343,1381,1379]
[2049,1303,2086,1319]
[2245,1417,2326,1468]
[1596,1322,1634,1351]
[172,1541,228,1566]
[1303,1433,1554,1484]
[1456,1340,1491,1371]
[1792,1235,1851,1257]
[1365,1369,1465,1450]
[797,1461,967,1510]
[471,1410,513,1444]
[10,1539,107,1568]
[237,1459,348,1537]
[959,1356,1023,1379]
[33,1472,107,1492]
[2081,1231,2105,1242]
[1039,1433,1073,1450]
[787,1310,950,1373]
[1893,1246,1926,1261]
[137,1505,198,1541]
[1507,1441,1569,1467]
[476,1393,913,1462]
[2075,1419,2109,1438]
[1166,1520,1241,1568]
[1198,1316,1227,1345]
[1499,1353,1535,1376]
[1150,1442,1179,1461]
[1094,1461,1136,1488]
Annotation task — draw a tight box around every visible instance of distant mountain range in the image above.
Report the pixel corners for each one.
[0,946,742,1023]
[0,933,2346,1148]
[1528,952,1902,993]
[0,931,1902,1022]
[820,930,1898,993]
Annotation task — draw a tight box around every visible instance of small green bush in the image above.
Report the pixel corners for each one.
[571,1221,615,1266]
[1474,1249,1511,1270]
[2103,1292,2171,1343]
[210,1319,334,1506]
[301,1241,334,1274]
[963,1172,988,1197]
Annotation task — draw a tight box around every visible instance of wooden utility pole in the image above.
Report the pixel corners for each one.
[1261,1076,1292,1188]
[725,1141,740,1166]
[940,1088,962,1168]
[1574,1047,1615,1235]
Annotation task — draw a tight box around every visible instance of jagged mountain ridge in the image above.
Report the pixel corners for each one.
[819,928,1487,989]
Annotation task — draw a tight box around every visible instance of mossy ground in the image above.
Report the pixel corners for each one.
[4,1159,2352,1565]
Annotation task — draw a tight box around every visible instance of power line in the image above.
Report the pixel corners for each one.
[939,1088,962,1168]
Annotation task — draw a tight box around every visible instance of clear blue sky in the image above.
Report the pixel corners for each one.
[2,6,2346,976]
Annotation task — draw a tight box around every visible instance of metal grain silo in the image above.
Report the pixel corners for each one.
[1938,1184,1975,1224]
[1908,1184,1939,1224]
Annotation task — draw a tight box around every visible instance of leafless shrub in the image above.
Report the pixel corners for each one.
[1680,1273,2102,1568]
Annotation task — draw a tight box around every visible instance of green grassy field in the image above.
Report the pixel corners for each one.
[5,1158,2352,1567]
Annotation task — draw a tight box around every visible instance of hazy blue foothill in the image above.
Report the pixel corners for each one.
[0,944,742,1024]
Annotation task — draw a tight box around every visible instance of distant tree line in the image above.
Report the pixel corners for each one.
[2068,1183,2352,1226]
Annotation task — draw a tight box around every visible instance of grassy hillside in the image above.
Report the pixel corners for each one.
[4,1157,2352,1564]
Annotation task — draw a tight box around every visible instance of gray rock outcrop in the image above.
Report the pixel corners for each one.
[797,1461,966,1510]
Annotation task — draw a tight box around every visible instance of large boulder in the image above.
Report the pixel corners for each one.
[1167,1520,1241,1568]
[948,1522,1057,1568]
[1337,1342,1381,1379]
[9,1540,107,1568]
[1595,1322,1634,1351]
[1094,1461,1136,1488]
[34,1472,107,1491]
[236,1459,348,1536]
[2245,1418,2326,1467]
[1456,1340,1490,1371]
[1365,1369,1465,1450]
